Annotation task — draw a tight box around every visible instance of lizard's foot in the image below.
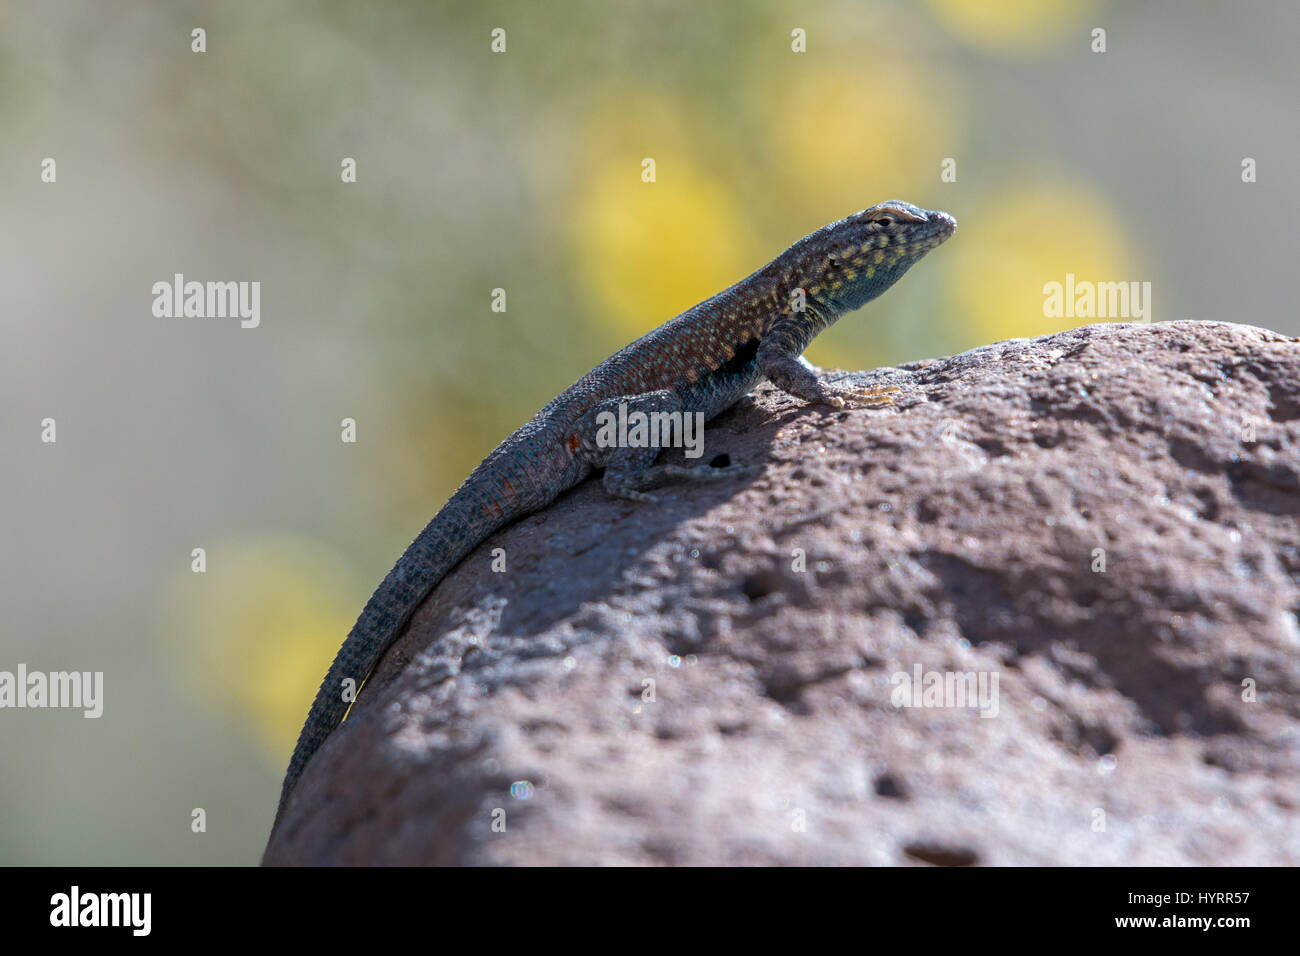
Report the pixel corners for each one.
[821,383,901,409]
[603,461,749,503]
[654,462,750,482]
[604,477,659,503]
[621,490,659,503]
[758,351,902,410]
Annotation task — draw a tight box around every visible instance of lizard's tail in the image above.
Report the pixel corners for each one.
[267,494,516,842]
[268,557,440,837]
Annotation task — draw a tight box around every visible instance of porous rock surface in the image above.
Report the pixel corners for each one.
[265,321,1300,865]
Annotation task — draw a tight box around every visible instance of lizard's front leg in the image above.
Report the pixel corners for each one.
[573,391,745,503]
[758,320,901,409]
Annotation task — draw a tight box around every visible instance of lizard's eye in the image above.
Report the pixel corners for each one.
[874,216,894,226]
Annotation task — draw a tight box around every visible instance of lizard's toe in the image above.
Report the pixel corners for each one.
[824,384,901,409]
[618,489,658,503]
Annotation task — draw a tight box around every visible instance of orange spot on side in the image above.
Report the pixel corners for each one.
[568,434,581,453]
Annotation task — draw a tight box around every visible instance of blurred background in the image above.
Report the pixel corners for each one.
[1,0,1295,864]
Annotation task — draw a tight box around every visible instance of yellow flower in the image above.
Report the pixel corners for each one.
[764,61,954,225]
[566,95,761,340]
[925,0,1096,53]
[946,180,1139,345]
[159,534,358,761]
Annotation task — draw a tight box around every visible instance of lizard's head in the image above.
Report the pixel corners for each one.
[788,200,957,316]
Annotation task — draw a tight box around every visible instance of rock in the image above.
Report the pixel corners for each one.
[264,321,1300,865]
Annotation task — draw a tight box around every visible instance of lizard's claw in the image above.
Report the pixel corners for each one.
[823,384,901,409]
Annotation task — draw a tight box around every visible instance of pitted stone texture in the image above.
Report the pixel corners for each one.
[265,321,1300,866]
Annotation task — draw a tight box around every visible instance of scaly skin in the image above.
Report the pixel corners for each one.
[269,200,956,841]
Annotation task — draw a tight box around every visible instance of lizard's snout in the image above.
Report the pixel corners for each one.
[930,210,958,238]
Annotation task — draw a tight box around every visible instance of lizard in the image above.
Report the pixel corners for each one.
[268,199,956,840]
